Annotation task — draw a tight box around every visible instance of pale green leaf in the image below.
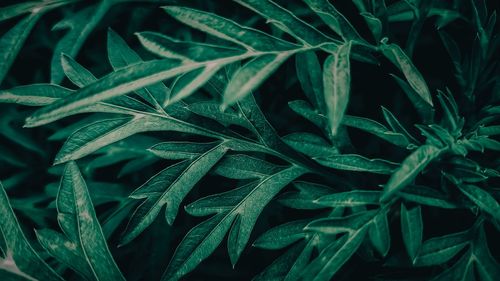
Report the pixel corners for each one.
[223,53,290,107]
[168,64,223,105]
[0,84,71,106]
[137,31,244,62]
[163,6,297,52]
[107,28,168,108]
[381,144,443,201]
[323,41,352,136]
[54,115,197,165]
[381,43,433,106]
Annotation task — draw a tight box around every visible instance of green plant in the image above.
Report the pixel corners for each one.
[0,0,499,280]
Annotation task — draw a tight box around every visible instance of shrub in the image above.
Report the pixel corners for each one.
[0,0,499,280]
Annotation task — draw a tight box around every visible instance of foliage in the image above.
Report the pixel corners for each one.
[0,0,499,280]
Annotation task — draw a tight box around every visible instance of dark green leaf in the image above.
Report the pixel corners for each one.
[401,204,423,263]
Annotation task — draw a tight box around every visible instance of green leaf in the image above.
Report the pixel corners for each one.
[282,132,337,158]
[223,53,291,107]
[278,181,335,210]
[342,115,411,147]
[212,154,281,179]
[397,184,459,209]
[253,241,308,281]
[136,31,244,62]
[369,209,391,257]
[0,12,42,84]
[315,190,381,207]
[188,101,252,129]
[0,2,39,22]
[458,184,500,221]
[0,84,71,106]
[253,219,311,250]
[54,115,195,165]
[35,229,94,280]
[390,74,434,122]
[148,141,218,160]
[122,142,229,244]
[381,43,433,106]
[305,211,377,234]
[381,106,419,145]
[0,182,63,281]
[473,226,500,281]
[302,227,368,281]
[295,51,325,113]
[232,0,338,47]
[169,65,224,105]
[107,28,168,108]
[57,162,125,280]
[323,42,352,136]
[413,231,469,267]
[162,165,306,280]
[401,204,423,263]
[303,0,364,41]
[163,6,298,52]
[51,2,112,83]
[429,250,474,281]
[360,12,383,42]
[381,144,442,201]
[315,154,398,174]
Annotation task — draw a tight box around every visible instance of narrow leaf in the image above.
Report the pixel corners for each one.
[381,43,433,106]
[381,144,442,201]
[323,42,352,136]
[223,53,290,107]
[0,13,42,84]
[458,184,500,221]
[315,154,398,174]
[0,182,63,281]
[401,204,423,263]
